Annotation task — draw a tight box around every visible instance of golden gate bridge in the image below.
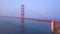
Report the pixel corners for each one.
[0,5,60,33]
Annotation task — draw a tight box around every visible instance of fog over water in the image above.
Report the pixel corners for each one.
[0,0,60,34]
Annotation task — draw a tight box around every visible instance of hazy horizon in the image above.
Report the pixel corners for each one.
[0,0,60,21]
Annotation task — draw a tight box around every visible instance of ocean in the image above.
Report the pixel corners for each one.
[0,17,53,34]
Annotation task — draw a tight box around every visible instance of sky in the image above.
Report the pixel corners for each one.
[0,0,60,21]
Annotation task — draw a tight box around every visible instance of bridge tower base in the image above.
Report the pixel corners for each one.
[51,20,55,33]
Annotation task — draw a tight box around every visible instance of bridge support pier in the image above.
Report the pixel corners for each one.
[51,20,55,33]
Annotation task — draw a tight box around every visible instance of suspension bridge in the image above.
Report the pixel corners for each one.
[0,5,60,34]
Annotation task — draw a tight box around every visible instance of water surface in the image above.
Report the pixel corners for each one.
[0,17,53,34]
